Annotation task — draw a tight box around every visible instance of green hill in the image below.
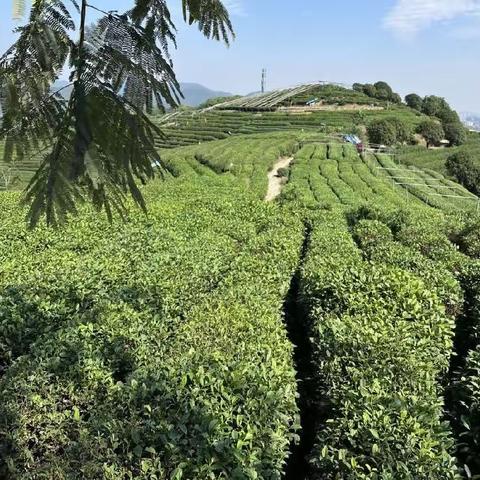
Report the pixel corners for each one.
[1,82,480,479]
[1,127,480,478]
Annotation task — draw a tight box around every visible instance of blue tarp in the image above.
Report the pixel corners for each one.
[343,134,362,145]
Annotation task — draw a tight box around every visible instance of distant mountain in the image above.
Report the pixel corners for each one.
[51,81,234,108]
[178,83,234,107]
[461,112,480,132]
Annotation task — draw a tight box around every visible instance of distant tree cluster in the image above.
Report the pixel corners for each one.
[416,119,445,148]
[367,117,412,146]
[446,151,480,195]
[353,81,402,104]
[405,93,466,146]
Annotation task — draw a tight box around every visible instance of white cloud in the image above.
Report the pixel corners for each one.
[384,0,480,36]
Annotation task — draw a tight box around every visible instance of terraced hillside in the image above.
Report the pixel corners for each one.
[398,132,480,175]
[0,140,45,190]
[1,124,480,479]
[153,106,423,149]
[281,142,477,212]
[0,84,427,187]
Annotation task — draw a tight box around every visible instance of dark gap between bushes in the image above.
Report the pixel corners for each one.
[284,222,318,480]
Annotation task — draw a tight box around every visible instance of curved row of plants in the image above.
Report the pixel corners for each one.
[0,175,305,479]
[298,208,458,478]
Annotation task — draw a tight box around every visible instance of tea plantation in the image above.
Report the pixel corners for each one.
[1,130,480,477]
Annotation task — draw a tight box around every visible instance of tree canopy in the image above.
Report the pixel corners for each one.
[353,81,402,104]
[417,119,445,148]
[446,151,480,195]
[405,93,423,111]
[444,122,467,146]
[367,117,411,146]
[0,0,234,226]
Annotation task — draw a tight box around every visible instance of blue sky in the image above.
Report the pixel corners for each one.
[1,0,479,112]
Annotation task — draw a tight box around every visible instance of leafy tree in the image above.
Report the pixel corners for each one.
[367,119,397,146]
[389,93,402,104]
[421,95,460,124]
[373,81,393,101]
[417,119,445,148]
[405,93,423,111]
[387,117,412,143]
[422,96,449,117]
[439,108,460,125]
[362,84,377,98]
[355,81,401,104]
[444,122,467,146]
[446,151,480,195]
[367,117,411,146]
[0,0,234,226]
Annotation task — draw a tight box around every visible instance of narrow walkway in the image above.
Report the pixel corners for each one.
[265,157,293,201]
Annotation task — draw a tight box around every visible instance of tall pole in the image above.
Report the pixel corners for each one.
[261,68,266,94]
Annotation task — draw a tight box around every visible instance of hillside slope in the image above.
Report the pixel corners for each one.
[1,132,479,479]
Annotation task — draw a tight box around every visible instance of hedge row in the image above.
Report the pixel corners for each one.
[349,202,480,478]
[0,175,303,479]
[299,209,458,479]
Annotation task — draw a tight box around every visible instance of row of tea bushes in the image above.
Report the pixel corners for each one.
[299,209,458,479]
[349,202,480,478]
[0,175,304,479]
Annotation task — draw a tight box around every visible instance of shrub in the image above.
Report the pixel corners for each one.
[388,116,412,143]
[0,176,303,479]
[458,222,480,259]
[444,122,467,146]
[405,93,423,111]
[446,151,480,195]
[353,219,393,249]
[417,119,445,148]
[300,211,458,479]
[367,119,397,146]
[367,117,411,146]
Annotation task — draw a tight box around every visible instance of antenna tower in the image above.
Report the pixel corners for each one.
[261,68,267,93]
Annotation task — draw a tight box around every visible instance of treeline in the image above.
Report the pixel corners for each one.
[447,151,480,196]
[353,81,466,148]
[353,81,402,104]
[406,93,466,146]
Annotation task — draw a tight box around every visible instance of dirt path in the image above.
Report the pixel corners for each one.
[265,157,293,202]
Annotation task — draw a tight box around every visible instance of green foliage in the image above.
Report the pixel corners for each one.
[422,96,451,118]
[444,122,467,146]
[458,220,480,258]
[421,96,461,130]
[417,119,445,147]
[367,117,411,145]
[0,171,302,479]
[367,119,397,146]
[397,133,480,181]
[451,346,480,476]
[446,151,480,195]
[353,81,402,104]
[353,219,394,249]
[0,0,235,226]
[405,93,423,111]
[301,210,458,479]
[389,116,413,143]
